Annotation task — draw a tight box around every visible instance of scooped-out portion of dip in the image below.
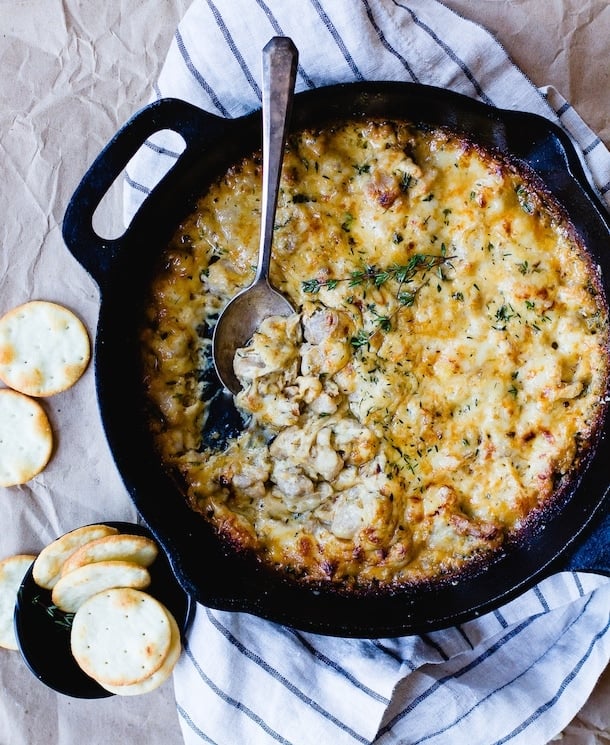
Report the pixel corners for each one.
[140,119,609,591]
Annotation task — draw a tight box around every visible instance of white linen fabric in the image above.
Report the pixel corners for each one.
[123,2,610,743]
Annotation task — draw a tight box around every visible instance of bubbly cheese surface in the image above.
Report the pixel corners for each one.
[141,120,609,589]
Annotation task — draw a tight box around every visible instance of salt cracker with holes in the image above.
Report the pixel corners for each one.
[0,554,36,650]
[0,389,53,488]
[60,533,158,577]
[99,608,181,696]
[0,300,90,397]
[32,524,118,590]
[70,587,173,687]
[51,560,152,613]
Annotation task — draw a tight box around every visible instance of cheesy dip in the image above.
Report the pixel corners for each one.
[141,119,609,591]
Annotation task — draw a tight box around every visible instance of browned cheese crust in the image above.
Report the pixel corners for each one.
[140,120,609,591]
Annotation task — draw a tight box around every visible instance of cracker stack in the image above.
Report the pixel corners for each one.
[31,524,181,695]
[0,524,182,696]
[0,300,91,487]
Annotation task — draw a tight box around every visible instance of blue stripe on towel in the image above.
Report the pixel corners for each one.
[360,0,419,82]
[252,0,317,89]
[204,610,371,743]
[309,0,365,80]
[391,0,494,105]
[175,28,231,116]
[184,640,297,745]
[204,0,262,99]
[289,629,392,704]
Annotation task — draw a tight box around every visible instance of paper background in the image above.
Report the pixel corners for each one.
[0,1,608,743]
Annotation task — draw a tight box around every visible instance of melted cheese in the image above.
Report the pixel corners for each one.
[141,120,609,589]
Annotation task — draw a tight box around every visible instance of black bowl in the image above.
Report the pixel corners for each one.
[14,521,193,698]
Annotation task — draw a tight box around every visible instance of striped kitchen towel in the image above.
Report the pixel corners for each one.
[123,2,610,743]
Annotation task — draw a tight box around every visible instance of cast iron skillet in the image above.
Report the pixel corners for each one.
[62,82,610,638]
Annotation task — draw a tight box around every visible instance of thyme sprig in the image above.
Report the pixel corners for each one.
[32,594,75,630]
[302,252,454,296]
[302,251,456,345]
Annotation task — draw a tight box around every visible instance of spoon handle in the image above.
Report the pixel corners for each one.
[256,37,298,284]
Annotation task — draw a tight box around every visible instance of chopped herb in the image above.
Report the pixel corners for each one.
[341,213,354,232]
[301,278,321,293]
[398,290,416,307]
[368,304,393,331]
[350,329,371,349]
[494,303,519,329]
[495,305,513,322]
[400,172,414,192]
[515,184,535,214]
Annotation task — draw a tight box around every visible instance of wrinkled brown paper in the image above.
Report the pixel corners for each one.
[0,1,608,743]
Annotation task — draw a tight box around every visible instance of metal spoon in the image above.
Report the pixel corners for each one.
[212,37,298,394]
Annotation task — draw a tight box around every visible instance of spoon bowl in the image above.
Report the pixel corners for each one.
[213,278,295,395]
[212,37,298,394]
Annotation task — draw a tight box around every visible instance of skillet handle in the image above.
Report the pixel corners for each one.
[560,504,610,576]
[62,98,226,286]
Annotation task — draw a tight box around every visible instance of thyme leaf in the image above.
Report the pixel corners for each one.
[32,594,75,630]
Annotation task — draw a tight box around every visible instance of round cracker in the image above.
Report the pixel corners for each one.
[0,300,90,397]
[0,389,53,487]
[0,554,36,650]
[99,608,181,696]
[70,587,173,687]
[32,524,118,590]
[60,533,158,577]
[51,560,152,613]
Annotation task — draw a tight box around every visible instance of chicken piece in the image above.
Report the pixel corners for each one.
[331,418,379,466]
[236,382,301,429]
[329,481,384,540]
[270,461,331,513]
[308,391,340,416]
[307,427,344,482]
[270,424,316,463]
[284,375,323,405]
[270,421,344,483]
[271,460,315,500]
[233,313,301,384]
[300,307,354,376]
[367,170,402,209]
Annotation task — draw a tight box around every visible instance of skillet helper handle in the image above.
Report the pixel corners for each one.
[62,98,222,286]
[561,504,610,576]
